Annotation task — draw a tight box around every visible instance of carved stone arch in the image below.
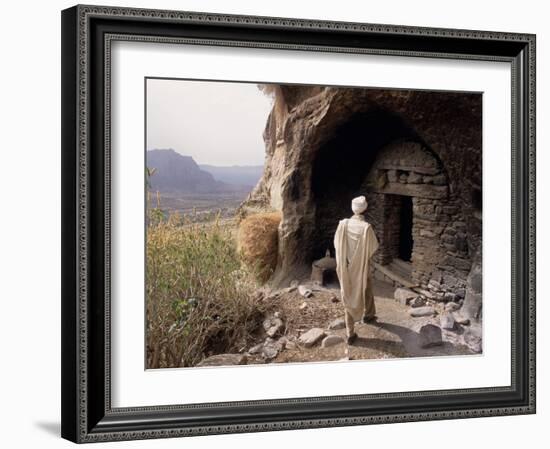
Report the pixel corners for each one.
[364,139,449,199]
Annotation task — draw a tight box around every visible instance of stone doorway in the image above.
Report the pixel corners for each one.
[360,140,451,288]
[371,193,415,287]
[398,196,413,262]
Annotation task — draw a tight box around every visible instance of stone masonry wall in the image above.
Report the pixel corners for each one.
[365,193,401,265]
[412,197,469,300]
[360,139,476,300]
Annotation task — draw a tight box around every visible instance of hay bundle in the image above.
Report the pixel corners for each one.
[237,212,282,282]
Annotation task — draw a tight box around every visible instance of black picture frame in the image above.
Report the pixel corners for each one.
[61,4,536,443]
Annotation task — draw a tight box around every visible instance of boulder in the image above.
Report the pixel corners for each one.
[328,317,346,330]
[284,340,297,350]
[394,288,418,305]
[443,292,459,302]
[440,312,456,330]
[263,317,284,337]
[298,328,326,347]
[419,324,443,348]
[262,344,279,360]
[410,297,427,308]
[197,354,248,367]
[463,323,482,353]
[454,314,470,326]
[248,343,264,355]
[445,301,461,312]
[409,306,436,317]
[321,335,345,348]
[298,285,313,298]
[416,288,437,300]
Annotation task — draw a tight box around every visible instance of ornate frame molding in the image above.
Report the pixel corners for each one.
[61,4,536,443]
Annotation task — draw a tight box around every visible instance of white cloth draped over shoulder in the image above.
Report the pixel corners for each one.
[334,216,379,321]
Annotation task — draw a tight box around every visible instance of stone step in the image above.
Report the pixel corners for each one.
[389,266,411,282]
[388,261,413,284]
[373,262,417,289]
[391,258,413,276]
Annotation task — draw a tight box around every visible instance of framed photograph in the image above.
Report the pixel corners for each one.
[61,4,536,443]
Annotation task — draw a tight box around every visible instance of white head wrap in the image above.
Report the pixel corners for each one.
[351,195,368,214]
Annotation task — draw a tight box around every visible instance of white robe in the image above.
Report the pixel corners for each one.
[334,217,379,321]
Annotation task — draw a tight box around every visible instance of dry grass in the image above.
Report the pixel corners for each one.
[237,212,282,282]
[146,213,274,368]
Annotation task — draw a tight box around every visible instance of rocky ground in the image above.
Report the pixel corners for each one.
[197,279,482,367]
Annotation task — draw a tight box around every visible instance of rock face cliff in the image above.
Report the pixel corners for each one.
[240,86,482,305]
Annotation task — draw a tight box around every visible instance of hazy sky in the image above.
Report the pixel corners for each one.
[146,79,273,166]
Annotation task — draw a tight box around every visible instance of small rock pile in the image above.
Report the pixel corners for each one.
[394,287,481,353]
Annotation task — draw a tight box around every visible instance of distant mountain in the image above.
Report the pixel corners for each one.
[199,164,264,188]
[147,149,222,193]
[147,149,263,194]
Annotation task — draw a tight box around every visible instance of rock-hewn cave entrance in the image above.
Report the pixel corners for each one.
[310,109,449,287]
[241,86,481,300]
[310,109,418,261]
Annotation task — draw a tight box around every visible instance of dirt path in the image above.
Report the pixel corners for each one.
[247,279,473,365]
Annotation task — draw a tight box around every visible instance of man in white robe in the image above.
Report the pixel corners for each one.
[334,196,379,344]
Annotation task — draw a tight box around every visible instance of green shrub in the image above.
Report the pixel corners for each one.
[146,214,268,368]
